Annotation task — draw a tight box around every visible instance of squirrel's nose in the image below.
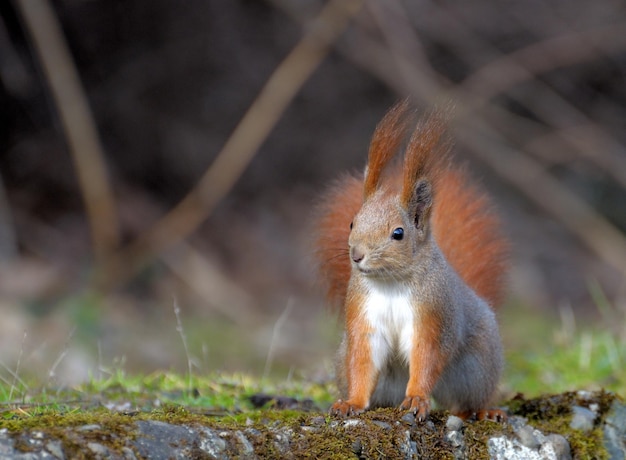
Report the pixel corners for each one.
[351,247,365,264]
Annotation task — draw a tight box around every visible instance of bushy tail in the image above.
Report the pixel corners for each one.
[432,167,509,307]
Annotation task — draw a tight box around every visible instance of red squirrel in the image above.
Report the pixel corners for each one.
[314,100,508,421]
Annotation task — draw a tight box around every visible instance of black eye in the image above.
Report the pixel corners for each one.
[391,227,404,240]
[349,222,353,230]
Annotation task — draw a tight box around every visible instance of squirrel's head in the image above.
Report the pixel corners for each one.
[348,178,433,281]
[347,100,448,281]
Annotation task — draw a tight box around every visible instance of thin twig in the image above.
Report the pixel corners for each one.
[264,298,294,380]
[460,23,626,105]
[0,173,18,262]
[173,298,193,395]
[102,0,364,289]
[47,326,76,385]
[14,0,119,268]
[455,22,626,189]
[0,360,29,395]
[161,242,259,327]
[459,115,626,278]
[8,331,27,401]
[353,1,626,278]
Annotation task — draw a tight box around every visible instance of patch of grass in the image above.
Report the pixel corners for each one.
[0,370,335,420]
[500,300,626,397]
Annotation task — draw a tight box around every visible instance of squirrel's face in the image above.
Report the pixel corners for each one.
[348,189,430,281]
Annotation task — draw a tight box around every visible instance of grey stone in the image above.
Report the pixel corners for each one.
[351,438,362,456]
[17,433,44,451]
[0,429,16,455]
[489,424,572,460]
[132,420,199,460]
[76,424,101,432]
[86,442,110,458]
[445,430,464,448]
[44,441,64,460]
[342,419,363,428]
[515,424,541,449]
[397,430,414,460]
[300,425,320,433]
[507,415,529,431]
[489,436,550,460]
[372,420,392,430]
[604,399,626,460]
[570,405,596,433]
[271,428,293,457]
[309,416,326,426]
[445,415,463,432]
[445,429,465,460]
[197,427,228,459]
[545,434,572,460]
[121,447,138,460]
[400,412,416,426]
[409,441,418,457]
[232,431,256,458]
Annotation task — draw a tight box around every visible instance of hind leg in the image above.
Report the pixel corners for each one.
[455,408,507,422]
[433,347,503,419]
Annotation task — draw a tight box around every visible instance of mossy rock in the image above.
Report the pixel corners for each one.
[0,391,623,459]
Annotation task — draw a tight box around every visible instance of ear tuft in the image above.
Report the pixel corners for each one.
[363,99,413,199]
[400,108,451,209]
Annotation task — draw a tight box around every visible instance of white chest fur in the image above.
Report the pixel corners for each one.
[362,281,415,370]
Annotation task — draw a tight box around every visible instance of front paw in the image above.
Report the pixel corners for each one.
[329,399,366,417]
[400,395,431,421]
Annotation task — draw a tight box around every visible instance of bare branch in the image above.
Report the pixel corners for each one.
[101,0,365,289]
[14,0,119,267]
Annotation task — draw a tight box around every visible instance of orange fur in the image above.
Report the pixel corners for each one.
[314,175,363,307]
[400,306,445,419]
[363,99,412,199]
[339,290,377,412]
[401,110,449,209]
[314,108,508,309]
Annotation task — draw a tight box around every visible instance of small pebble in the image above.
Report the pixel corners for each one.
[77,424,102,432]
[343,419,363,428]
[515,425,541,450]
[545,434,572,460]
[400,412,416,426]
[372,420,391,430]
[445,429,464,448]
[570,406,595,433]
[309,416,326,426]
[445,415,463,432]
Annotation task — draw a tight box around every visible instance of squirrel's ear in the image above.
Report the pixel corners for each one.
[409,179,433,230]
[364,99,412,199]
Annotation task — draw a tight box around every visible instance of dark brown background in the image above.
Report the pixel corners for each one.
[0,0,625,383]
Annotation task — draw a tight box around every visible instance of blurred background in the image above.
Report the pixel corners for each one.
[0,0,625,387]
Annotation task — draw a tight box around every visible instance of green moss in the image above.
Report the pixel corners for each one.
[462,419,513,460]
[0,408,137,458]
[0,372,621,459]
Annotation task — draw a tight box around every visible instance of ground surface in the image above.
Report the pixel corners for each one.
[0,375,623,459]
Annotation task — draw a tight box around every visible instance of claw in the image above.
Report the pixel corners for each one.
[400,395,431,422]
[456,408,508,422]
[329,399,366,417]
[478,409,508,422]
